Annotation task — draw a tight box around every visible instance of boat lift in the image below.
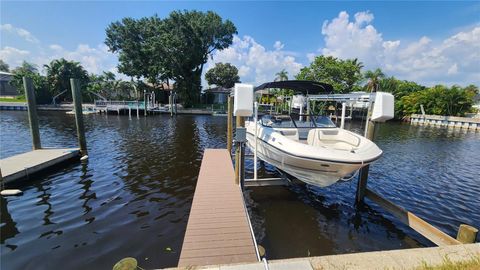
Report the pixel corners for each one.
[228,82,477,247]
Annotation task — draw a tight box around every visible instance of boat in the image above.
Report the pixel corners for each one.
[66,107,98,115]
[244,80,384,187]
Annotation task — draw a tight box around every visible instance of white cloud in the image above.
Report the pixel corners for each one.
[205,35,303,86]
[1,23,120,77]
[273,41,284,50]
[39,43,119,75]
[317,11,480,86]
[0,46,30,67]
[1,42,120,77]
[1,24,39,43]
[447,63,458,75]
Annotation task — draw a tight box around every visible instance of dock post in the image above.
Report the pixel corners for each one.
[340,102,346,129]
[70,78,88,156]
[23,77,41,150]
[227,96,233,154]
[136,101,140,118]
[456,224,478,244]
[234,116,245,186]
[144,92,147,117]
[168,91,173,116]
[355,95,377,206]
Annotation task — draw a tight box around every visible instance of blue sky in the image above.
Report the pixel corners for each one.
[1,1,479,86]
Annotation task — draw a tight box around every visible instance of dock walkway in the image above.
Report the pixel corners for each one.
[0,148,80,184]
[178,149,258,267]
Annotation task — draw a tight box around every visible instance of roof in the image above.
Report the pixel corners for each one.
[143,82,175,91]
[0,71,13,81]
[255,80,334,95]
[204,86,232,94]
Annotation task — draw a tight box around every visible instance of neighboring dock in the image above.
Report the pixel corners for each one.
[178,149,259,267]
[0,148,80,184]
[410,114,480,130]
[0,78,86,188]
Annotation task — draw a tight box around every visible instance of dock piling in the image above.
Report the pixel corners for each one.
[234,116,245,186]
[355,99,377,205]
[23,77,41,150]
[456,224,478,244]
[227,96,233,153]
[70,78,88,156]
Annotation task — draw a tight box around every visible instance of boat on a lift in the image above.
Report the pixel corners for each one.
[245,80,391,187]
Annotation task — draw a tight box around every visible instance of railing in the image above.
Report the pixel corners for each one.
[94,100,147,109]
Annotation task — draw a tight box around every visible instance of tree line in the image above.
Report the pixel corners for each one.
[1,59,141,104]
[294,55,478,118]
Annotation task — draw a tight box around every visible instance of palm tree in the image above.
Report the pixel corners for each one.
[274,69,288,82]
[364,68,385,92]
[44,58,89,98]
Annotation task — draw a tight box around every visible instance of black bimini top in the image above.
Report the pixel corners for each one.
[255,80,334,95]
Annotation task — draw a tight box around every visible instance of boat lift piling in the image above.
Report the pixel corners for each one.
[227,96,234,154]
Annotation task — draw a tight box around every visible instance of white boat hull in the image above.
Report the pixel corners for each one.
[245,121,382,187]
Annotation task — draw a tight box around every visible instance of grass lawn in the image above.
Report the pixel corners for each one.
[418,255,480,270]
[0,97,26,102]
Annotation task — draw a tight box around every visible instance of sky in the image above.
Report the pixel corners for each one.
[1,1,479,87]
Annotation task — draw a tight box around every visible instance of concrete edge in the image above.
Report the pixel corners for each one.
[162,243,479,270]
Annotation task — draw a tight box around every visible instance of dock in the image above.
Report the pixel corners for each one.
[410,114,480,130]
[178,149,259,267]
[0,148,80,184]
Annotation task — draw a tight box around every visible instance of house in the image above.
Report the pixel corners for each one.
[0,71,18,97]
[203,86,231,104]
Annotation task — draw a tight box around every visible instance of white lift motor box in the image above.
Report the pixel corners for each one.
[234,83,254,117]
[371,92,394,122]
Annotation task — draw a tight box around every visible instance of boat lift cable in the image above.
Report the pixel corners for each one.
[263,258,270,270]
[241,190,261,262]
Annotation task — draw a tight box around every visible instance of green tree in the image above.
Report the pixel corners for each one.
[0,59,9,72]
[10,61,51,104]
[106,10,237,107]
[275,69,288,81]
[295,56,363,93]
[44,58,89,101]
[401,85,475,117]
[377,76,426,119]
[205,62,240,88]
[364,68,385,92]
[10,61,39,95]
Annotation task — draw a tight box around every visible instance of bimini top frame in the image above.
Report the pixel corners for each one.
[255,80,334,95]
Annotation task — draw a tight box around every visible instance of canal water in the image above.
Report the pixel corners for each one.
[1,111,479,270]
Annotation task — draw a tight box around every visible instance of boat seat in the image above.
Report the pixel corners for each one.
[279,129,299,141]
[307,129,361,150]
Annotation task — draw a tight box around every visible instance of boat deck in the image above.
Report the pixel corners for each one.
[178,149,258,267]
[0,148,80,184]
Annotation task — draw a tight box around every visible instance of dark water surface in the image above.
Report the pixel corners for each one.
[1,111,479,269]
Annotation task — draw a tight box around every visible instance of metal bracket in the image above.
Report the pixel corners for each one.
[235,127,247,143]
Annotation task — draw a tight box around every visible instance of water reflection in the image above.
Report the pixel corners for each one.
[1,197,19,249]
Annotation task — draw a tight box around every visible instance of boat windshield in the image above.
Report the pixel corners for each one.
[260,114,336,128]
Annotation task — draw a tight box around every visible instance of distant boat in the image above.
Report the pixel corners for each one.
[66,107,98,115]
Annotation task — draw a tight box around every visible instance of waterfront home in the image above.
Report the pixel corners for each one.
[0,71,18,98]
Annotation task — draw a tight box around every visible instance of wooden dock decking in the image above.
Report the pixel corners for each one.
[178,149,258,267]
[0,148,80,184]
